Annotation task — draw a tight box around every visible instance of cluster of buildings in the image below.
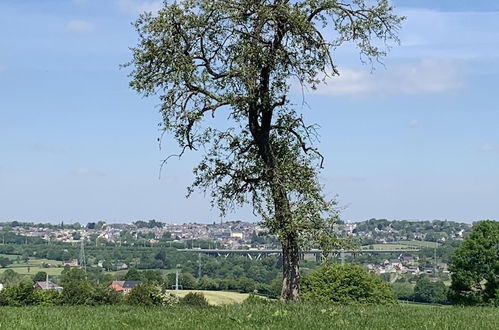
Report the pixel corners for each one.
[364,256,449,277]
[7,221,268,249]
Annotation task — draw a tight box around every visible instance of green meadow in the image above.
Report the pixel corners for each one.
[0,304,496,330]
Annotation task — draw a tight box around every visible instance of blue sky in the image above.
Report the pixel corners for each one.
[1,0,498,224]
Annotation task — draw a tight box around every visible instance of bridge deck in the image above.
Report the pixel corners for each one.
[178,248,419,254]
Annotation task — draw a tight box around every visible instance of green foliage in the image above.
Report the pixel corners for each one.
[0,281,36,306]
[0,256,13,268]
[391,282,414,301]
[32,271,48,283]
[33,289,61,306]
[449,220,499,306]
[60,268,88,286]
[126,0,403,301]
[301,263,397,305]
[180,292,209,307]
[93,286,123,306]
[413,277,448,304]
[0,269,22,286]
[61,280,95,306]
[124,269,143,281]
[125,284,164,306]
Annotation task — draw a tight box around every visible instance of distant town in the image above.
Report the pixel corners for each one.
[1,218,473,279]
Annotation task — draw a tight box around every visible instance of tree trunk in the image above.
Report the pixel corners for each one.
[281,233,300,301]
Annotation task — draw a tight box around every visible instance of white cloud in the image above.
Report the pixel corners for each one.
[314,59,463,96]
[65,20,95,33]
[480,144,499,152]
[117,0,162,14]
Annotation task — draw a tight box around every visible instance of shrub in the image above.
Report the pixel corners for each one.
[125,284,163,306]
[93,286,123,305]
[180,292,209,307]
[61,280,96,305]
[0,281,36,306]
[33,289,61,306]
[301,263,397,305]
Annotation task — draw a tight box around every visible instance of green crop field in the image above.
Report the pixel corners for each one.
[0,304,496,330]
[398,240,440,248]
[362,244,411,250]
[0,255,63,276]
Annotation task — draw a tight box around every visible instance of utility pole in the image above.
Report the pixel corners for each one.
[175,264,181,297]
[197,253,202,279]
[79,239,87,272]
[433,248,437,275]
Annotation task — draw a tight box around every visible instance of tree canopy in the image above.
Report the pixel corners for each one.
[449,220,499,306]
[127,0,403,300]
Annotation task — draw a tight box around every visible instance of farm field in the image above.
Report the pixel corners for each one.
[170,290,250,305]
[0,254,63,276]
[362,240,439,250]
[0,304,496,330]
[398,240,440,248]
[362,244,413,250]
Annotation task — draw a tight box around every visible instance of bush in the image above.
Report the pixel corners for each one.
[61,280,96,305]
[301,263,397,305]
[93,286,123,305]
[33,289,61,306]
[180,292,209,307]
[0,281,36,306]
[125,284,168,306]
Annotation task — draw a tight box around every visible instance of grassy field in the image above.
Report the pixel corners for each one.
[0,254,63,276]
[170,290,249,305]
[0,304,496,330]
[398,240,440,248]
[362,244,412,250]
[362,240,439,250]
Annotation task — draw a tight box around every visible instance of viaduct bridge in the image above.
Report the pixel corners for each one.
[178,248,420,262]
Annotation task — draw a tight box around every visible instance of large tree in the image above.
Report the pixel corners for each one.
[449,220,499,305]
[127,0,402,300]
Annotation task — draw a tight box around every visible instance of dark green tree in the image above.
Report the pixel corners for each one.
[0,256,12,268]
[449,220,499,305]
[60,268,96,306]
[124,269,144,281]
[413,277,448,304]
[32,271,48,283]
[127,0,402,300]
